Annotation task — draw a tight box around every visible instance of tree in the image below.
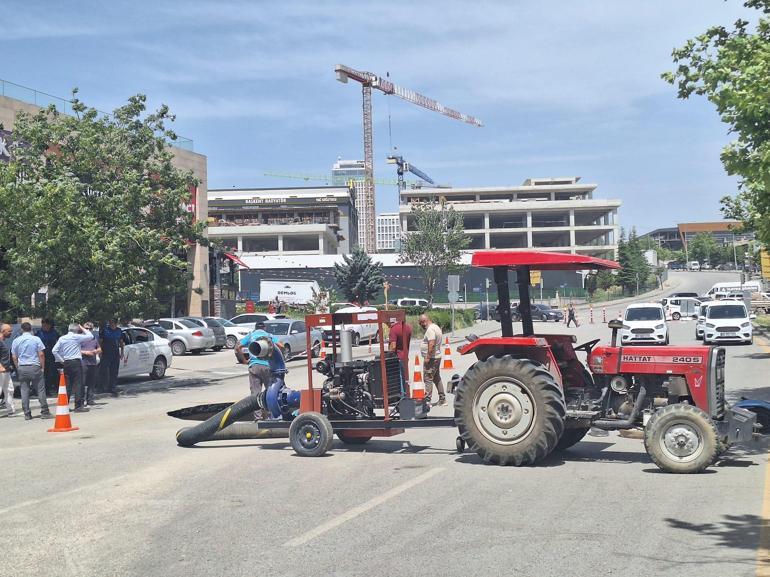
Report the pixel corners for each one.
[399,200,470,303]
[0,92,206,322]
[663,1,770,245]
[595,270,616,290]
[333,247,383,305]
[688,232,719,264]
[584,273,598,297]
[617,228,652,294]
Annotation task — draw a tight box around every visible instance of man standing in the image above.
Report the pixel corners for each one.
[567,303,579,328]
[80,321,101,407]
[36,318,60,396]
[234,322,284,420]
[11,322,51,420]
[52,323,94,413]
[418,314,446,406]
[388,317,412,386]
[0,324,14,416]
[99,318,124,398]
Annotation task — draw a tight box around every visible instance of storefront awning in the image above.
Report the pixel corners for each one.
[223,252,250,269]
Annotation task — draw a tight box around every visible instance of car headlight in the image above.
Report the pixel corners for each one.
[741,322,750,328]
[655,324,665,330]
[706,323,715,328]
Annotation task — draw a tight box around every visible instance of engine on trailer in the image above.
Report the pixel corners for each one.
[314,328,404,419]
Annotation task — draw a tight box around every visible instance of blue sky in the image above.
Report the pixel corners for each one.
[1,0,756,233]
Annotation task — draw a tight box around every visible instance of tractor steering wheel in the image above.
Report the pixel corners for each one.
[574,338,601,354]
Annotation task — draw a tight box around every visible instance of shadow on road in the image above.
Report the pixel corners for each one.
[665,514,767,558]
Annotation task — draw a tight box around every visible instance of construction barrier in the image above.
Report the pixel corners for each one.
[589,305,594,324]
[48,372,78,433]
[411,355,425,400]
[602,307,607,323]
[441,336,455,370]
[320,340,326,360]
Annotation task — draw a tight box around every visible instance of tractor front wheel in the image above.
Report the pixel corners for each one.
[454,356,566,466]
[644,403,718,473]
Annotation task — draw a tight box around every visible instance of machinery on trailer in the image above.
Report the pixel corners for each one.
[170,250,758,474]
[453,251,756,473]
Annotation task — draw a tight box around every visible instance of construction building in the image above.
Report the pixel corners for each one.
[376,213,401,252]
[331,159,367,250]
[207,186,358,256]
[400,177,620,259]
[0,78,210,316]
[640,221,754,252]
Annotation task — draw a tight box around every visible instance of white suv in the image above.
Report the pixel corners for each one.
[703,302,754,345]
[621,303,668,345]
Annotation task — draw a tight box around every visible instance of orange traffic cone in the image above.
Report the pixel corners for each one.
[48,371,79,433]
[441,336,455,370]
[320,340,326,360]
[411,355,425,400]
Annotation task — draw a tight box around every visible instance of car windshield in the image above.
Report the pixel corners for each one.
[178,319,199,329]
[625,307,663,321]
[707,305,746,319]
[204,318,223,327]
[263,322,289,335]
[216,318,236,327]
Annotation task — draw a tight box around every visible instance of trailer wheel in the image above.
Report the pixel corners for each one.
[336,431,371,445]
[454,356,566,466]
[644,403,718,473]
[289,412,334,457]
[554,427,590,451]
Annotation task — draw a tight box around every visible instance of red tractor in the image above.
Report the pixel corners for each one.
[454,250,757,473]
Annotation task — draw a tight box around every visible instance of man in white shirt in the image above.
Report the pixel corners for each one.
[52,323,94,413]
[419,314,446,406]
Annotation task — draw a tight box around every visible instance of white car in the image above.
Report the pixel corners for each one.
[664,297,701,320]
[319,305,379,346]
[117,327,173,380]
[229,313,285,328]
[205,316,252,349]
[694,301,713,340]
[703,302,754,345]
[620,303,669,345]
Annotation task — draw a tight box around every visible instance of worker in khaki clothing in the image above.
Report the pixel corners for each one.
[419,314,446,406]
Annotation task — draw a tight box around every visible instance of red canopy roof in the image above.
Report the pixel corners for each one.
[224,252,250,269]
[471,250,620,271]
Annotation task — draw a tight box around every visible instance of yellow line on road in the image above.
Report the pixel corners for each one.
[284,467,444,547]
[754,336,770,576]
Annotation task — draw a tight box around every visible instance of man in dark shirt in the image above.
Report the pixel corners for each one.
[0,324,14,416]
[99,318,124,397]
[36,318,60,396]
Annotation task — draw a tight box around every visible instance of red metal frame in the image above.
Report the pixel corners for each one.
[303,309,406,420]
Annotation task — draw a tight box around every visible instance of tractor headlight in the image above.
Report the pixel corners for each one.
[741,321,750,328]
[706,323,715,328]
[655,324,665,330]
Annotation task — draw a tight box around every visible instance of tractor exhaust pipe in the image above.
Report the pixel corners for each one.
[592,386,647,430]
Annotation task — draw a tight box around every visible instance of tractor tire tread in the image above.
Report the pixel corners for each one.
[643,403,719,473]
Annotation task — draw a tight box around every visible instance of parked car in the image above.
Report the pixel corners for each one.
[262,319,323,360]
[527,303,564,322]
[117,327,173,380]
[157,318,216,356]
[702,302,754,345]
[688,261,701,271]
[394,298,430,308]
[229,313,285,328]
[663,297,701,320]
[620,303,668,345]
[205,317,252,349]
[319,306,379,346]
[490,303,522,323]
[183,317,226,351]
[694,301,713,340]
[141,321,169,340]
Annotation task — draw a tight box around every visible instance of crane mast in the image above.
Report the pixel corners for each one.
[335,64,482,253]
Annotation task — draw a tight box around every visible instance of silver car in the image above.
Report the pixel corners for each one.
[157,318,216,356]
[183,317,227,351]
[260,319,323,361]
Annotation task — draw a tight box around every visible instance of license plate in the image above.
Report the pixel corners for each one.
[721,333,738,337]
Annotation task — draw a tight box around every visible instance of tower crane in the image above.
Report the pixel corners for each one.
[263,171,413,187]
[334,64,482,253]
[386,155,434,194]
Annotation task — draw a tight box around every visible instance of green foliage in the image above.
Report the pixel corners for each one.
[333,247,384,304]
[584,273,598,296]
[595,270,616,291]
[688,232,719,264]
[617,228,652,295]
[407,308,476,337]
[0,93,205,323]
[663,2,770,245]
[399,200,470,304]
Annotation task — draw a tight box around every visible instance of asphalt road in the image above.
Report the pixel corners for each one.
[1,271,768,577]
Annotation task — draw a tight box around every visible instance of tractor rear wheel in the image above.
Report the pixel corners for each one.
[454,356,565,466]
[554,427,590,451]
[644,403,718,473]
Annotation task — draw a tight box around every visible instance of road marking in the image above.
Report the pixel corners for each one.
[283,467,443,547]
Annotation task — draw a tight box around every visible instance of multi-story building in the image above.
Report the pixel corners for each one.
[207,186,358,256]
[376,212,401,252]
[639,222,754,253]
[399,177,620,258]
[0,78,211,315]
[332,159,371,251]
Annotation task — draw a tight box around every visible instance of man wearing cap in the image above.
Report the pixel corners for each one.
[11,322,51,420]
[52,323,94,413]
